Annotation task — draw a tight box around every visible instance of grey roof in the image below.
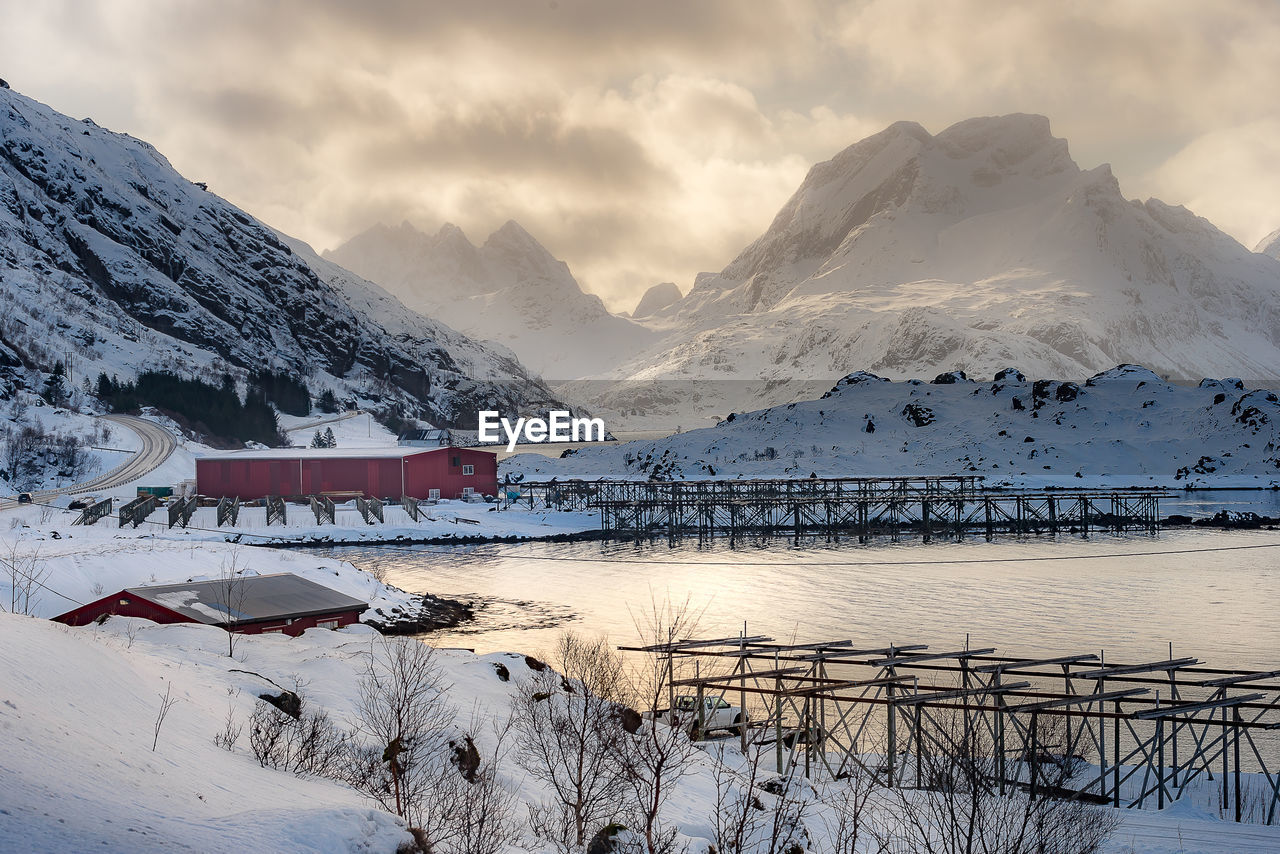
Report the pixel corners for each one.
[125,572,368,625]
[398,428,450,442]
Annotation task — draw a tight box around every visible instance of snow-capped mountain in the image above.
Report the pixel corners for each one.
[631,282,683,318]
[324,221,657,380]
[0,87,561,424]
[509,365,1280,489]
[579,114,1280,424]
[1257,228,1280,261]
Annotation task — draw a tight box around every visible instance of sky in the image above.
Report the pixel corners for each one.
[3,0,1280,312]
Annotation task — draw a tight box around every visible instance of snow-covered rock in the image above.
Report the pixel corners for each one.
[507,365,1280,488]
[0,87,560,427]
[325,220,657,380]
[575,114,1280,423]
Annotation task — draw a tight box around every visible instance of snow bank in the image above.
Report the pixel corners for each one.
[0,613,1274,853]
[0,614,409,853]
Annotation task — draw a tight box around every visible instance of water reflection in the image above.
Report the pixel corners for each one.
[318,527,1280,670]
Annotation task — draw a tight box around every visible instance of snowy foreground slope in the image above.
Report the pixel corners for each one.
[508,365,1280,488]
[0,87,559,422]
[0,616,409,853]
[2,614,1277,853]
[568,114,1280,423]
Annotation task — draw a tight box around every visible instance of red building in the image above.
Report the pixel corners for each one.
[53,573,368,636]
[194,446,498,500]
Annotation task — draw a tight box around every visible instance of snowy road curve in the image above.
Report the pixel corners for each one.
[1,415,177,508]
[68,414,177,494]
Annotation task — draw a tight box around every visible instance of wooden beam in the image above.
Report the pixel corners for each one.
[1071,657,1199,679]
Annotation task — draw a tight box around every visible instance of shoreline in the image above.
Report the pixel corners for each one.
[238,514,1280,551]
[362,591,475,635]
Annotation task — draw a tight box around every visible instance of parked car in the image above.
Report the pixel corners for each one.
[16,493,32,504]
[663,694,748,736]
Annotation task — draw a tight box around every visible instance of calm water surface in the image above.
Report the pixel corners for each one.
[323,526,1280,670]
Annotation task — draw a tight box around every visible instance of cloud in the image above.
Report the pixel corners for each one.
[3,1,1279,311]
[1139,121,1280,249]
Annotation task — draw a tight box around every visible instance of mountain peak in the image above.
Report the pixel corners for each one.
[632,282,683,318]
[481,220,564,276]
[484,219,538,250]
[1255,227,1280,260]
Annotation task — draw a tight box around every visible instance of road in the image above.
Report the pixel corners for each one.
[0,414,178,509]
[282,410,364,434]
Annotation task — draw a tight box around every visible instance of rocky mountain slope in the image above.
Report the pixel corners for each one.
[577,115,1280,424]
[0,87,560,426]
[509,365,1280,489]
[326,220,656,380]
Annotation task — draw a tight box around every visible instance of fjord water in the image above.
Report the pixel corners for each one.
[329,526,1280,669]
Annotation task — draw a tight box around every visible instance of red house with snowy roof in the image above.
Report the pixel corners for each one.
[53,573,368,636]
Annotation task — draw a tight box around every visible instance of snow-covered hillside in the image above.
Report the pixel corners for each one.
[325,221,657,380]
[0,87,559,425]
[2,604,1276,852]
[572,115,1280,423]
[508,365,1280,488]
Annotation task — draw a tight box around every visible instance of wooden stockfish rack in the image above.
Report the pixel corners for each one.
[216,496,240,527]
[265,495,286,526]
[167,495,197,529]
[310,496,336,525]
[73,497,112,526]
[356,495,383,525]
[621,634,1280,824]
[117,495,157,528]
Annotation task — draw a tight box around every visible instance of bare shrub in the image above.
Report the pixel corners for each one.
[214,701,243,751]
[819,752,881,853]
[707,734,812,854]
[152,682,179,751]
[349,638,454,834]
[249,690,351,777]
[1,541,48,615]
[708,739,770,853]
[870,712,1119,854]
[512,631,629,849]
[617,596,705,853]
[443,712,524,854]
[211,550,248,657]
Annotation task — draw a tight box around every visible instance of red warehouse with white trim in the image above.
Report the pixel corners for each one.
[194,447,498,500]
